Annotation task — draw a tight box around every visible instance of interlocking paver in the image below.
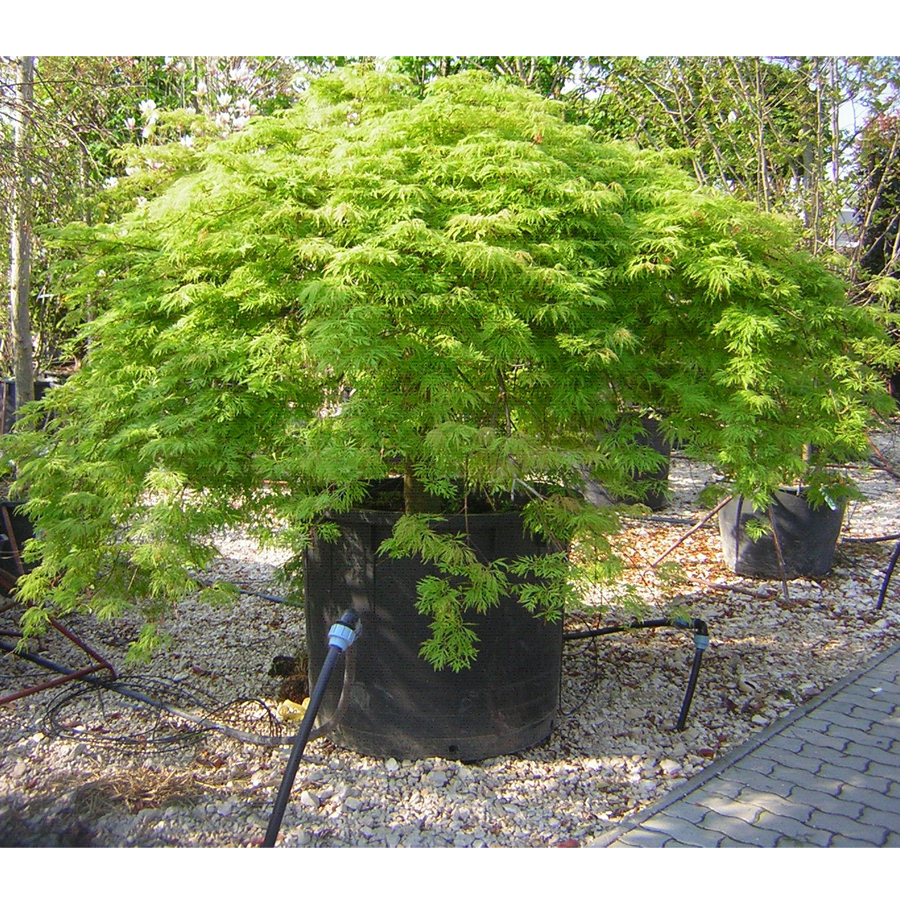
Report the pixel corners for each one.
[688,792,760,824]
[788,724,849,752]
[698,810,781,847]
[838,783,900,815]
[753,811,830,846]
[829,727,895,751]
[827,716,896,741]
[733,788,811,823]
[590,643,900,850]
[755,745,823,773]
[816,762,888,793]
[730,754,779,776]
[808,708,873,731]
[862,761,900,785]
[699,776,759,801]
[788,785,863,820]
[770,764,845,795]
[845,741,900,767]
[663,801,708,825]
[869,722,900,741]
[721,767,797,797]
[766,734,805,753]
[641,814,721,847]
[830,696,897,718]
[776,835,825,847]
[614,829,672,848]
[795,743,868,772]
[859,806,900,833]
[828,834,884,847]
[821,722,888,747]
[840,682,887,700]
[792,714,829,734]
[806,810,887,844]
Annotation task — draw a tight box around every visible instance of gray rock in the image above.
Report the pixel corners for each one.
[300,790,320,809]
[425,770,449,788]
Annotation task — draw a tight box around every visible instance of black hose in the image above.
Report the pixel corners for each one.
[237,587,292,604]
[563,616,709,730]
[843,532,900,544]
[876,539,900,611]
[263,608,360,848]
[676,621,709,732]
[0,637,359,748]
[563,617,671,641]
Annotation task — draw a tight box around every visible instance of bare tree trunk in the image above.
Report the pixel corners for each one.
[8,55,36,414]
[79,145,95,337]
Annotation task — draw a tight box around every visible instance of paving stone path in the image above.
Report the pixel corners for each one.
[591,642,900,847]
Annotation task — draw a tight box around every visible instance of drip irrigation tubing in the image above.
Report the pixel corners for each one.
[563,616,709,731]
[236,586,293,605]
[0,636,356,749]
[263,608,360,848]
[194,575,293,605]
[876,539,900,612]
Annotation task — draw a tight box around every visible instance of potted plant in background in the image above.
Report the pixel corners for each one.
[4,67,897,759]
[716,485,846,580]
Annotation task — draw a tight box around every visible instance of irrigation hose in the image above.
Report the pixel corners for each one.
[564,616,709,730]
[676,623,709,732]
[263,608,361,848]
[562,617,673,641]
[876,538,900,611]
[0,636,359,748]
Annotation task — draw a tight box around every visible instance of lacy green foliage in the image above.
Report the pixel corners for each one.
[4,68,898,668]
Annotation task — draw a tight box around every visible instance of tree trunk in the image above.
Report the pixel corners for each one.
[79,145,96,337]
[8,55,36,414]
[403,462,443,514]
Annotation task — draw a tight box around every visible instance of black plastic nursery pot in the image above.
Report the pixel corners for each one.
[1,378,57,435]
[303,488,563,761]
[0,500,33,595]
[613,417,672,511]
[582,416,672,511]
[717,488,844,579]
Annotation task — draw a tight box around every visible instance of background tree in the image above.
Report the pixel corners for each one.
[6,55,36,410]
[1,56,360,375]
[856,114,900,283]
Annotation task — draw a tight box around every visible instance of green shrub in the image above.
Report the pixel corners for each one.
[5,68,896,666]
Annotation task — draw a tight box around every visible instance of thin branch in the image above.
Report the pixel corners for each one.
[644,495,732,571]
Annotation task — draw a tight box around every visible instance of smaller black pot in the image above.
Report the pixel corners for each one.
[0,500,34,595]
[1,378,59,435]
[583,416,672,511]
[718,488,844,579]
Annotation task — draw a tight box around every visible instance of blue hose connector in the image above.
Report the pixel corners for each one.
[694,633,709,651]
[328,622,359,653]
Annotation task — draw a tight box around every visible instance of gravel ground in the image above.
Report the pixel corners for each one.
[2,427,900,848]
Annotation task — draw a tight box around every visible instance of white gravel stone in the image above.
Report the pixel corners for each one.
[299,791,320,809]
